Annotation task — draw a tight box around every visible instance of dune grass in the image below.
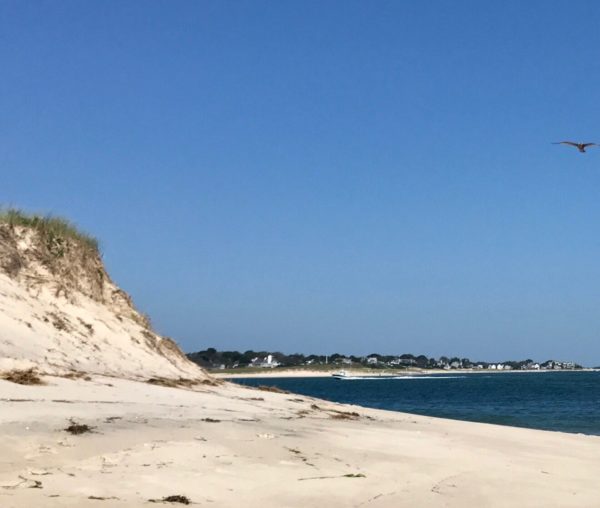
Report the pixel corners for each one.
[0,208,99,254]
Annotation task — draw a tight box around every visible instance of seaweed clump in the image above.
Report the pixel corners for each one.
[64,420,95,435]
[1,369,44,385]
[149,495,191,504]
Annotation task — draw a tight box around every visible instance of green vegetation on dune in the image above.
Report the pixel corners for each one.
[0,208,99,254]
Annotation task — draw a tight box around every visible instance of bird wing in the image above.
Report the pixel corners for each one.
[552,141,579,147]
[582,143,598,148]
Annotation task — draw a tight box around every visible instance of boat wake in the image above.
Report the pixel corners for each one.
[336,375,466,380]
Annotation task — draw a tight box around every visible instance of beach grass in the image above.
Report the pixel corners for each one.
[0,208,99,254]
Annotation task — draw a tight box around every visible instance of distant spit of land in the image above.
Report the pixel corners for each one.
[188,347,585,375]
[212,365,598,379]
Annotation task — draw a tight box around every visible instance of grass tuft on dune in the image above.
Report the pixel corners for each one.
[0,207,99,254]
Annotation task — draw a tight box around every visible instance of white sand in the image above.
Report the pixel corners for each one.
[1,375,599,508]
[214,369,340,378]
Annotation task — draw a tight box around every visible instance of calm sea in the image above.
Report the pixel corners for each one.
[233,371,600,435]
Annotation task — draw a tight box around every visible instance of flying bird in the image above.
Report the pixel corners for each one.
[552,141,598,153]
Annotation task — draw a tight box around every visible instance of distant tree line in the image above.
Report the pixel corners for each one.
[186,348,582,371]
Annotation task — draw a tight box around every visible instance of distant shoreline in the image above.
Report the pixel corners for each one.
[213,367,598,379]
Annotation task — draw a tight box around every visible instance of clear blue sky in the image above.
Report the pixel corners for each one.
[2,1,600,364]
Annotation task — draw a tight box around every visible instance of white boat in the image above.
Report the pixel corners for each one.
[332,370,350,379]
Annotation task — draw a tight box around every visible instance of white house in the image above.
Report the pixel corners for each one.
[251,355,281,368]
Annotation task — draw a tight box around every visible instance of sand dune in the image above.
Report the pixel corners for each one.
[0,222,205,380]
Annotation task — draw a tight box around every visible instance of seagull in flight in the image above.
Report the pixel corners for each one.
[552,141,598,153]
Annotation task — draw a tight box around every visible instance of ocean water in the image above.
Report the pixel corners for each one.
[233,371,600,435]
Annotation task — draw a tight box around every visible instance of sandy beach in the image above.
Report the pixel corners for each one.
[213,369,342,379]
[2,375,600,508]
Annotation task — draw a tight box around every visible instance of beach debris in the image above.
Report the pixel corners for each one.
[1,368,44,385]
[62,370,89,380]
[64,420,95,435]
[88,495,120,501]
[329,410,360,420]
[257,385,289,394]
[286,447,316,467]
[147,377,192,388]
[307,404,360,420]
[149,494,191,504]
[147,377,220,389]
[1,475,43,489]
[299,473,366,481]
[201,417,221,423]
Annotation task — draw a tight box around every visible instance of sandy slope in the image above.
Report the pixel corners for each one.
[0,272,202,379]
[1,376,599,508]
[0,224,206,380]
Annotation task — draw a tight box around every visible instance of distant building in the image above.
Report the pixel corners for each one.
[250,355,281,368]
